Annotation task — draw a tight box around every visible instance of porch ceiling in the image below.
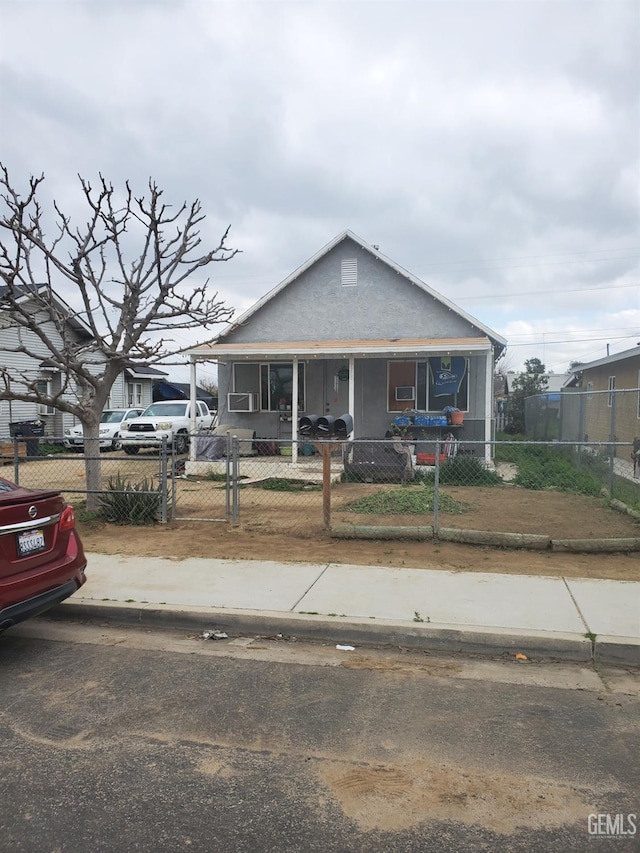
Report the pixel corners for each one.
[188,337,494,362]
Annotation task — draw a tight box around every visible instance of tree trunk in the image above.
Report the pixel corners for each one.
[83,421,102,512]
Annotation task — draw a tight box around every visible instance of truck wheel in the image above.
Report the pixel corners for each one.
[112,434,122,451]
[124,446,140,455]
[175,432,189,454]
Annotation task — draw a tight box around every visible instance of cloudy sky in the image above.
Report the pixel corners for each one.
[1,0,638,385]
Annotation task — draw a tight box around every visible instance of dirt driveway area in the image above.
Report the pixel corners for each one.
[77,482,640,582]
[8,451,639,582]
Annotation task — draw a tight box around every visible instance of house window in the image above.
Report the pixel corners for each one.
[586,381,593,400]
[128,382,143,407]
[387,358,469,412]
[607,376,616,407]
[388,361,417,412]
[35,379,55,415]
[233,362,305,411]
[341,258,357,286]
[428,357,468,411]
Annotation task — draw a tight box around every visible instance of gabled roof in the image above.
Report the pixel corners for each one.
[124,364,168,380]
[568,346,640,374]
[214,230,507,354]
[0,282,93,338]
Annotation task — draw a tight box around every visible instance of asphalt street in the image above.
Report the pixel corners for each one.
[1,618,638,853]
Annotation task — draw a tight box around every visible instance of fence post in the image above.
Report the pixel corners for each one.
[322,442,332,530]
[160,436,168,524]
[433,439,440,537]
[170,439,177,520]
[609,391,617,495]
[231,435,240,526]
[13,438,19,485]
[225,432,231,521]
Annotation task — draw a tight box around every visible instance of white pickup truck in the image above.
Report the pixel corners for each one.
[119,400,214,455]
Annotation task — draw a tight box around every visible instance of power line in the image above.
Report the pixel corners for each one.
[420,247,640,266]
[455,281,639,301]
[506,334,638,347]
[506,326,640,340]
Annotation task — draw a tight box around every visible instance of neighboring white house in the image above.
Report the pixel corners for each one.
[0,284,166,438]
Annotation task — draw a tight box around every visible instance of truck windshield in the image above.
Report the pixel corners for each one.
[140,403,189,417]
[100,411,126,423]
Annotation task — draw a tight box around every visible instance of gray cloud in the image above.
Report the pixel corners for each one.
[1,0,638,377]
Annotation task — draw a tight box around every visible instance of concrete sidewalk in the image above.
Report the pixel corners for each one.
[55,553,640,666]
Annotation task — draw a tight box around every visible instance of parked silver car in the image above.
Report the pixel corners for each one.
[64,408,145,451]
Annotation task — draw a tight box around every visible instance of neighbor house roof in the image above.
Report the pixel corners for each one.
[124,364,168,380]
[568,346,640,374]
[0,282,93,337]
[191,231,507,358]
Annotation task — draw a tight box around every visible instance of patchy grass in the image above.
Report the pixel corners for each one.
[417,455,503,486]
[250,478,321,492]
[494,441,603,496]
[344,484,467,515]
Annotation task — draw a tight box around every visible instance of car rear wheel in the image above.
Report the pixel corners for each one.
[124,446,139,455]
[112,434,122,451]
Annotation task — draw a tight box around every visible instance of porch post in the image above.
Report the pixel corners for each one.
[484,347,493,465]
[349,356,355,434]
[292,357,299,464]
[189,359,197,462]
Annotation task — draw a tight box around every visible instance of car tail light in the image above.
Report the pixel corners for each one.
[59,505,76,532]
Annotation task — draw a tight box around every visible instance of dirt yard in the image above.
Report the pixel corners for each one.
[77,483,640,582]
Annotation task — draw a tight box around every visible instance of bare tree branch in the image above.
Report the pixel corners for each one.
[0,166,238,507]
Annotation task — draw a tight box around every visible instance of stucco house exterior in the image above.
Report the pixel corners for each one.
[187,231,506,462]
[0,284,166,438]
[562,346,640,449]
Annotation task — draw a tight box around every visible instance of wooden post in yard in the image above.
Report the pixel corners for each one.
[316,441,340,530]
[322,443,331,529]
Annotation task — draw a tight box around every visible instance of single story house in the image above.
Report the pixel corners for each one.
[186,231,507,462]
[562,346,640,448]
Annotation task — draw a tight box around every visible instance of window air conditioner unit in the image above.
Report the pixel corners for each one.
[227,392,259,413]
[395,386,415,402]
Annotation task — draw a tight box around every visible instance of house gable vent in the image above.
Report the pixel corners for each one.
[341,258,357,286]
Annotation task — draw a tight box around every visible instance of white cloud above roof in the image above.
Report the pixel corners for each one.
[1,0,638,383]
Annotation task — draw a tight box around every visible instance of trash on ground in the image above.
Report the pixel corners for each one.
[336,644,356,651]
[201,630,228,640]
[515,652,528,661]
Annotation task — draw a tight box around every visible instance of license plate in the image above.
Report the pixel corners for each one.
[17,529,46,557]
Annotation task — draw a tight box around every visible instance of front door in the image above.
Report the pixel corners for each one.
[324,360,350,417]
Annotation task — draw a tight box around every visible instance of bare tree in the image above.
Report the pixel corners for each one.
[0,166,237,508]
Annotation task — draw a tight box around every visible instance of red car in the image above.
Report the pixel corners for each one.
[0,477,86,632]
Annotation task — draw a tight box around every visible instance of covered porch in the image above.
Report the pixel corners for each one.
[185,336,498,466]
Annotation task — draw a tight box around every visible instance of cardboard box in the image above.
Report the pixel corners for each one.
[416,452,446,465]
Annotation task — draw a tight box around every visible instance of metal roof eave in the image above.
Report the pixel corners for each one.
[188,337,496,362]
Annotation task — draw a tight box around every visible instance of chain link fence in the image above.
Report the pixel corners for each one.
[1,433,638,540]
[184,434,640,539]
[0,435,172,523]
[526,387,639,448]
